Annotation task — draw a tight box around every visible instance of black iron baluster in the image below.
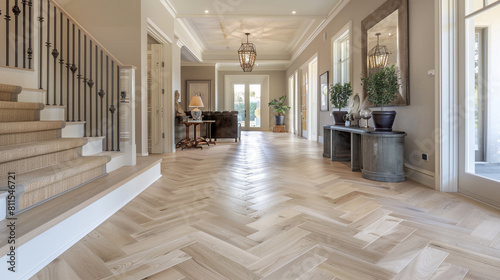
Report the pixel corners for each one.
[45,0,51,105]
[59,11,63,106]
[5,0,11,66]
[22,0,26,68]
[99,50,104,138]
[51,5,58,106]
[94,45,98,136]
[27,0,32,68]
[117,65,120,151]
[66,18,70,121]
[106,55,109,151]
[88,39,93,137]
[110,60,114,151]
[77,29,81,121]
[38,0,43,88]
[83,34,87,136]
[71,23,77,122]
[13,0,20,67]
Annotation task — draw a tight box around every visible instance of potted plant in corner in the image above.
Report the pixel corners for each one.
[362,65,399,131]
[329,82,352,125]
[268,95,291,125]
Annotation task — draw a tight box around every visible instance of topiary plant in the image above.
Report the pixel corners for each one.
[362,65,399,110]
[329,82,352,111]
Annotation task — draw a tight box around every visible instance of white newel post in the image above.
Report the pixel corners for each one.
[120,66,137,166]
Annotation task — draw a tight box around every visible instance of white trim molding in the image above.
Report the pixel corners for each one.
[405,163,436,189]
[435,0,459,192]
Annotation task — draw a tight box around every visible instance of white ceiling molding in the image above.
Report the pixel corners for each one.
[174,19,204,62]
[160,0,177,19]
[290,0,351,63]
[147,18,173,45]
[286,19,316,52]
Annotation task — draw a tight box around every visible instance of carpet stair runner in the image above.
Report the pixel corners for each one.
[0,83,110,213]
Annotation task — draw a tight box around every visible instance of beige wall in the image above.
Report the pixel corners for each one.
[181,66,216,110]
[286,0,436,180]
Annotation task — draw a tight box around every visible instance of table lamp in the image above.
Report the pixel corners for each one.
[189,95,204,121]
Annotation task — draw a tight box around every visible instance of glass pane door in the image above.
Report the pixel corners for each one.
[459,2,500,206]
[249,84,261,128]
[234,84,245,128]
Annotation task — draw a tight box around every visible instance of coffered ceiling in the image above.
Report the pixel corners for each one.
[164,0,347,70]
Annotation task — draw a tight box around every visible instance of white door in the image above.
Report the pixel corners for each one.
[147,44,164,154]
[458,1,500,207]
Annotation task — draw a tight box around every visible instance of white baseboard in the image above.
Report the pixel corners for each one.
[404,163,435,189]
[0,162,161,280]
[318,136,324,144]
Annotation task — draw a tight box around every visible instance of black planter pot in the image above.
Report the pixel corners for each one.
[332,111,347,125]
[274,115,285,125]
[372,111,396,131]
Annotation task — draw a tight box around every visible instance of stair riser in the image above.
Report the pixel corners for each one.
[20,166,106,210]
[62,123,85,138]
[0,109,40,122]
[0,130,61,146]
[40,107,65,121]
[0,149,80,177]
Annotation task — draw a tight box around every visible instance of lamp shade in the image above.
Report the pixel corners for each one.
[189,95,204,108]
[238,33,257,72]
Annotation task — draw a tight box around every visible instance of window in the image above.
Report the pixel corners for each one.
[333,28,350,85]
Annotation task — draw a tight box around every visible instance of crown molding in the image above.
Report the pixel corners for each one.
[290,0,351,63]
[159,0,177,18]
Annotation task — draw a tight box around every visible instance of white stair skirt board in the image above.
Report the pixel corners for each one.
[62,122,85,138]
[40,105,65,121]
[100,151,126,173]
[0,160,161,280]
[82,137,105,156]
[17,88,46,103]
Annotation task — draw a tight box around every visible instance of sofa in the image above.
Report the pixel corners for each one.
[175,111,241,143]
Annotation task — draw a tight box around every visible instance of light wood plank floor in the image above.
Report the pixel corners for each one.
[33,132,500,280]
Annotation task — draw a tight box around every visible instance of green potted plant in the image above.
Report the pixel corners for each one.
[268,95,291,125]
[329,82,352,125]
[362,65,399,131]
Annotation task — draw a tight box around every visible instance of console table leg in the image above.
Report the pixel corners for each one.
[351,133,361,171]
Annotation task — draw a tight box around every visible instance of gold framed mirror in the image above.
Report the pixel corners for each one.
[361,0,409,106]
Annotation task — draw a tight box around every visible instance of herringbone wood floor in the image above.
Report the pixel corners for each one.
[33,132,500,280]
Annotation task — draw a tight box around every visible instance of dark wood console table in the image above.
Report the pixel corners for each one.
[323,125,406,182]
[177,120,216,150]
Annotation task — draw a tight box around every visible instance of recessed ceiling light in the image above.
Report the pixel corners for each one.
[205,10,209,14]
[292,11,296,15]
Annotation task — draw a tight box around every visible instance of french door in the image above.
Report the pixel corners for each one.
[459,0,500,207]
[233,83,262,130]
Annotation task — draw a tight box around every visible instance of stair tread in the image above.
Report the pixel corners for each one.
[0,100,44,110]
[0,121,66,134]
[0,138,85,163]
[14,156,111,191]
[0,84,22,95]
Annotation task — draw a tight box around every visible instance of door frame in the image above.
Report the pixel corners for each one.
[299,55,319,141]
[437,0,500,207]
[147,19,173,153]
[224,75,270,131]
